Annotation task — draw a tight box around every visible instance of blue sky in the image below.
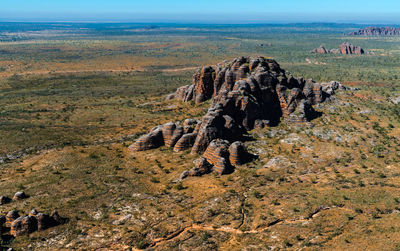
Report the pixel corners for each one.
[1,0,400,23]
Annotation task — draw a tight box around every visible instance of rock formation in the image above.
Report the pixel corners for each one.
[311,45,328,54]
[6,210,20,227]
[128,126,164,151]
[131,56,352,176]
[11,215,38,236]
[349,27,400,36]
[340,42,364,55]
[312,43,365,55]
[3,209,65,237]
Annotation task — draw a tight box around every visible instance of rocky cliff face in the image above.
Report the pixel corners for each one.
[312,43,365,55]
[349,27,400,36]
[131,56,351,176]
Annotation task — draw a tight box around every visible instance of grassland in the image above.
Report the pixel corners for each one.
[1,23,400,250]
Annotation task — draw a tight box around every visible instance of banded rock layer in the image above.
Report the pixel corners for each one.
[349,27,400,36]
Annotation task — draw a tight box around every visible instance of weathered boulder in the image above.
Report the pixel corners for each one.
[129,126,164,151]
[6,210,20,227]
[229,141,249,166]
[13,191,28,201]
[203,139,231,174]
[174,133,197,152]
[162,122,184,148]
[0,196,11,205]
[180,157,214,180]
[11,215,38,236]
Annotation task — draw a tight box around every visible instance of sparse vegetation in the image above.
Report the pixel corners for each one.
[0,22,400,250]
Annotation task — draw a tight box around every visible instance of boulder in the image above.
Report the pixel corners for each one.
[162,122,182,147]
[213,157,230,175]
[180,157,214,179]
[0,196,11,205]
[13,191,28,201]
[203,139,232,174]
[6,210,20,227]
[129,126,164,151]
[10,215,38,236]
[229,141,249,166]
[174,133,197,152]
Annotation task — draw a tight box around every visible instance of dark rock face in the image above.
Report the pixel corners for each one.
[312,43,365,55]
[132,56,350,176]
[349,27,400,36]
[0,196,11,205]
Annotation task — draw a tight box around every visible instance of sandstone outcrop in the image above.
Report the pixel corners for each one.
[229,141,250,166]
[11,215,38,236]
[128,126,164,151]
[311,45,328,54]
[312,43,365,55]
[3,209,65,237]
[340,42,364,55]
[132,56,351,176]
[349,27,400,36]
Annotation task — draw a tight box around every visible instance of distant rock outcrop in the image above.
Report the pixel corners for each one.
[131,56,353,176]
[340,42,364,55]
[311,45,328,54]
[349,27,400,36]
[312,43,365,55]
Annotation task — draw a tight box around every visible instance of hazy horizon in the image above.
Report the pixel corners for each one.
[2,0,400,24]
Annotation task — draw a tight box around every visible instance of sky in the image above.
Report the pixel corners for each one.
[1,0,400,23]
